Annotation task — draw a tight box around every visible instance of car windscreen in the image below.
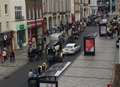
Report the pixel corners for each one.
[65,45,73,48]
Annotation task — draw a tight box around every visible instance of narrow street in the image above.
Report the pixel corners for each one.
[0,26,98,87]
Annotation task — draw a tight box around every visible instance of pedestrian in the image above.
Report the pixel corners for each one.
[42,62,47,72]
[19,40,23,49]
[28,69,33,78]
[10,50,15,62]
[38,65,42,75]
[2,49,7,62]
[28,46,32,58]
[0,51,4,63]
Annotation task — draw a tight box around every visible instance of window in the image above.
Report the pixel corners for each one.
[5,4,8,14]
[15,6,23,20]
[30,9,33,19]
[27,9,30,19]
[0,23,1,32]
[37,9,40,18]
[6,21,9,29]
[80,0,83,3]
[88,0,90,4]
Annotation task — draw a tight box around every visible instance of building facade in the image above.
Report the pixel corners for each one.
[13,0,27,49]
[0,0,27,50]
[90,0,98,15]
[97,0,117,15]
[116,0,120,15]
[79,0,91,18]
[0,0,13,52]
[74,0,81,21]
[25,0,46,50]
[42,0,71,30]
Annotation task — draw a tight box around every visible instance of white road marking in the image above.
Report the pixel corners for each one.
[55,62,71,76]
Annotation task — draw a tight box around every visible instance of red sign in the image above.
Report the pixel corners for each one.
[27,18,47,34]
[85,39,94,52]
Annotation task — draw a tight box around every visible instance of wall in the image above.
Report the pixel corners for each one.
[0,0,10,32]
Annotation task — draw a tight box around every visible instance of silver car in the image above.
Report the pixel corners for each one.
[62,43,81,54]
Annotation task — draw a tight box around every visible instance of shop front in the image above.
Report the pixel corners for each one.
[0,31,14,55]
[27,18,46,50]
[16,24,27,48]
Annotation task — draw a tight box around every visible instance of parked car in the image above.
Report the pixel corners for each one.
[62,43,81,55]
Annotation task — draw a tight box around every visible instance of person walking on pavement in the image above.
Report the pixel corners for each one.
[19,40,23,49]
[42,62,47,72]
[2,49,7,62]
[38,65,42,75]
[0,51,4,63]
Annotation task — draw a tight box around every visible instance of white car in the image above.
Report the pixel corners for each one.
[62,43,81,54]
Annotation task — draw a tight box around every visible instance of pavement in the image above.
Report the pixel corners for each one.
[58,36,116,87]
[0,47,28,79]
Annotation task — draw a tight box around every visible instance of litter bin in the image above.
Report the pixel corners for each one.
[84,36,95,56]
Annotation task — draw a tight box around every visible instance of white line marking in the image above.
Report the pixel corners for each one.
[55,62,71,76]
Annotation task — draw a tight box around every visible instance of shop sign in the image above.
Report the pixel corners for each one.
[27,19,43,29]
[19,25,24,30]
[16,24,27,31]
